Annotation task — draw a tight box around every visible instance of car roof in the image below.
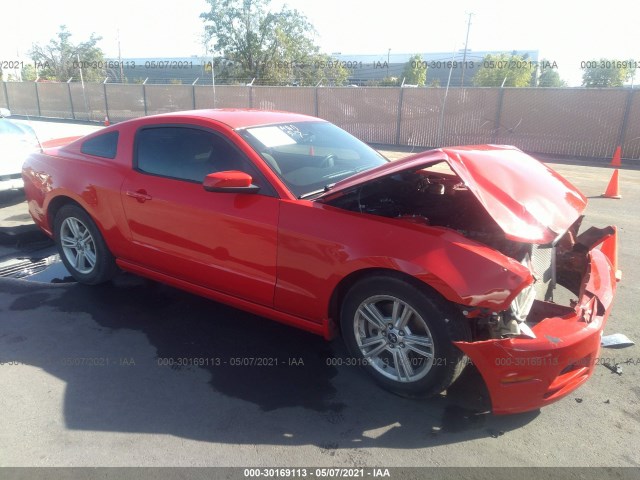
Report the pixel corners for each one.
[0,117,37,136]
[53,109,324,155]
[149,109,322,129]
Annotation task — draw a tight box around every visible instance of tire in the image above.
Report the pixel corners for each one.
[53,204,118,284]
[340,275,470,397]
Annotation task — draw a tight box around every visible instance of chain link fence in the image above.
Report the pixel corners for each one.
[1,81,638,159]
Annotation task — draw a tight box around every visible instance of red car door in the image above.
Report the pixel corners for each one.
[120,125,279,307]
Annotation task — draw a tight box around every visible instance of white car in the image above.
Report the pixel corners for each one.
[0,108,40,191]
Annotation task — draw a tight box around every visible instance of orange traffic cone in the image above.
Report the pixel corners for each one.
[610,146,622,167]
[601,169,621,199]
[104,116,110,126]
[600,226,622,281]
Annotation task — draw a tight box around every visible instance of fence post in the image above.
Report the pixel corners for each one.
[34,82,42,117]
[142,78,148,116]
[249,86,253,108]
[617,88,635,153]
[314,86,319,116]
[67,79,75,120]
[192,78,198,109]
[395,87,404,145]
[103,79,109,121]
[493,88,506,143]
[2,82,9,110]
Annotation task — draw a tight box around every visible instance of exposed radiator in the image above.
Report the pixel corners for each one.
[530,244,555,301]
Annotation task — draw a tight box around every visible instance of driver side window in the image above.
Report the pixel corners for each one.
[136,127,241,181]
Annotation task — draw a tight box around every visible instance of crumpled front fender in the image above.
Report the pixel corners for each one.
[454,228,618,415]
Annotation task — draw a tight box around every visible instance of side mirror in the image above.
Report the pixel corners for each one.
[203,170,260,193]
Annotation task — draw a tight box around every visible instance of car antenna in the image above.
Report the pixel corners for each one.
[24,111,44,153]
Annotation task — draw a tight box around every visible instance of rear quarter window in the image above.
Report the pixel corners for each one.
[81,131,119,159]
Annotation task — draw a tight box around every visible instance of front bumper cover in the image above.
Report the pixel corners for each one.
[454,230,618,415]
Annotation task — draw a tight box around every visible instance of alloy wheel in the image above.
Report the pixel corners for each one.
[59,217,97,274]
[354,295,435,383]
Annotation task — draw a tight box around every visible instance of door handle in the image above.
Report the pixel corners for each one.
[126,189,152,203]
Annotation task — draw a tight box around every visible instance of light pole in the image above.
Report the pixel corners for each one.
[117,29,124,83]
[206,43,216,107]
[77,54,89,120]
[211,52,216,107]
[387,48,391,79]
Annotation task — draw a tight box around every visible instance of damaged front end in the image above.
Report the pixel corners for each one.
[455,221,618,414]
[320,145,619,413]
[472,218,600,341]
[478,218,618,340]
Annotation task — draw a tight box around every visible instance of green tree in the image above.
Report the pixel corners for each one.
[29,25,105,81]
[21,64,38,81]
[302,54,350,86]
[380,76,400,86]
[537,59,566,87]
[1,63,36,81]
[473,53,534,87]
[202,0,350,86]
[203,58,246,85]
[202,0,335,85]
[401,54,427,86]
[581,59,634,87]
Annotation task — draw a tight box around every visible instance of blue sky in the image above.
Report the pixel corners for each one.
[1,0,638,86]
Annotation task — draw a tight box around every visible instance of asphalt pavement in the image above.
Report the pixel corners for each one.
[0,120,638,469]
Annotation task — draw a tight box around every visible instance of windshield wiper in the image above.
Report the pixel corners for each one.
[298,183,335,199]
[297,163,380,199]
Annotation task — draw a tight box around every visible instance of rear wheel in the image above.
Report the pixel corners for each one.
[340,275,470,397]
[54,205,117,284]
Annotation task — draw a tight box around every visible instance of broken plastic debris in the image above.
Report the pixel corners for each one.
[602,362,623,375]
[601,333,634,349]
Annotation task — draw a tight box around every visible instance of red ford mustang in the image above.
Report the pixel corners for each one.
[22,109,619,414]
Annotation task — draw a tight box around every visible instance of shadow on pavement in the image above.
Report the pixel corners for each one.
[0,273,539,449]
[0,190,27,209]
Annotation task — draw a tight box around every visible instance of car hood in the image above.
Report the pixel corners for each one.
[318,145,587,244]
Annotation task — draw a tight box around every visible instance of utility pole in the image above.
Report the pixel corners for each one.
[460,12,473,87]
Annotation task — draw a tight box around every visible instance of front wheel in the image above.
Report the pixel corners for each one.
[340,275,470,397]
[54,204,118,284]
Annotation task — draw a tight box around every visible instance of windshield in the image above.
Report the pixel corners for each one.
[0,118,37,138]
[238,121,388,198]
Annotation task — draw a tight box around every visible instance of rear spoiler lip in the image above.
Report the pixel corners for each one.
[40,136,84,149]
